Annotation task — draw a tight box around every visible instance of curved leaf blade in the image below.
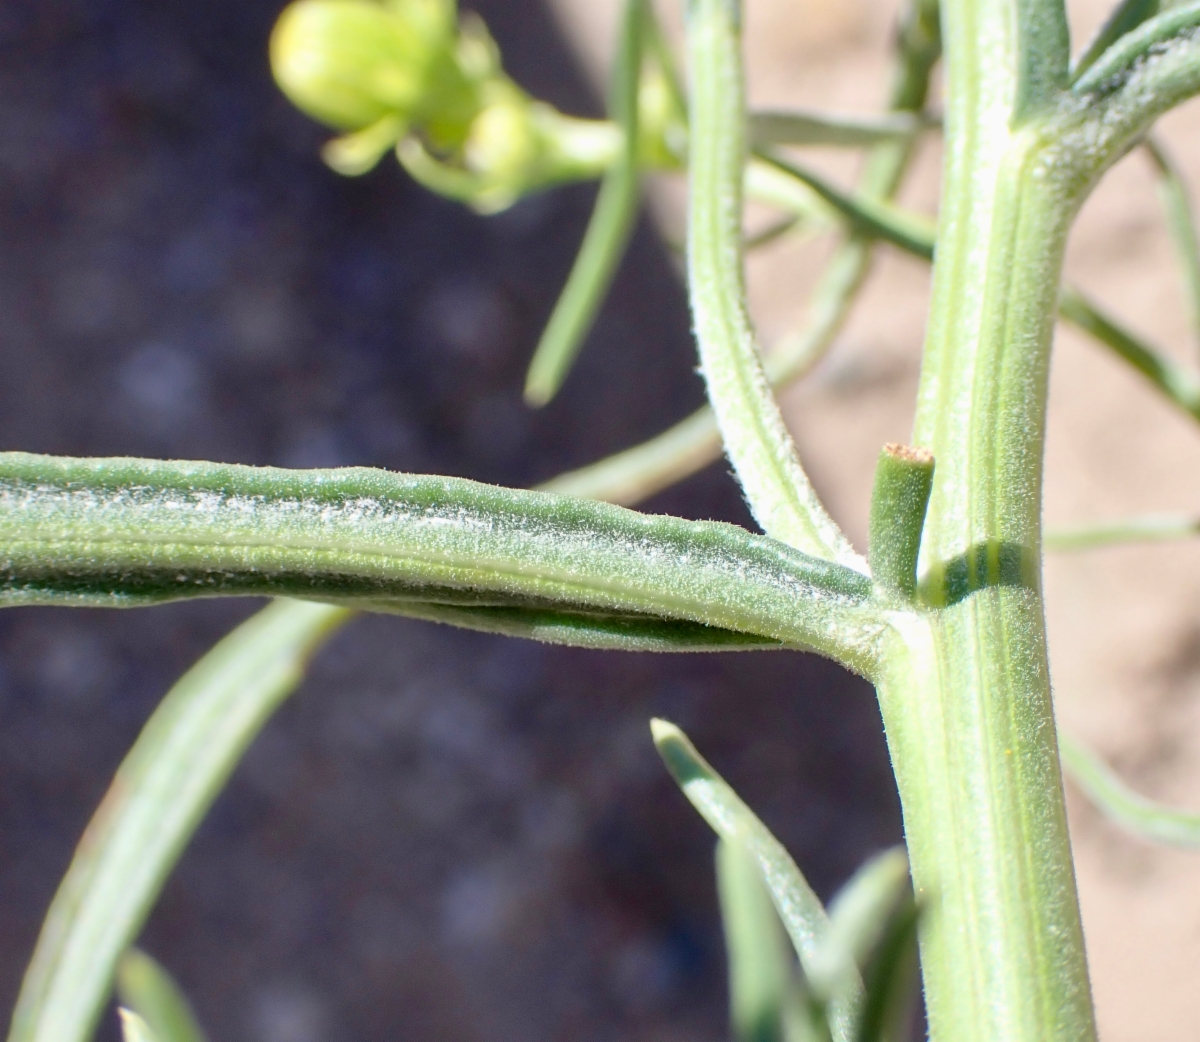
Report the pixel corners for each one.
[7,599,349,1042]
[117,1010,159,1042]
[650,719,864,1042]
[116,950,208,1042]
[524,0,644,406]
[718,839,792,1042]
[1060,732,1200,849]
[812,848,910,1010]
[0,453,883,670]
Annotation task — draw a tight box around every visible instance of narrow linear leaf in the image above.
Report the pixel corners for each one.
[0,453,884,670]
[650,719,864,1042]
[748,110,925,150]
[810,849,910,1005]
[117,1010,160,1042]
[753,151,935,261]
[389,601,783,651]
[1060,732,1200,849]
[685,0,864,571]
[1070,0,1200,95]
[7,599,350,1042]
[744,159,839,228]
[1144,136,1200,355]
[1045,513,1200,551]
[718,839,792,1042]
[537,243,872,508]
[1058,287,1200,419]
[541,0,939,517]
[1070,0,1159,82]
[852,898,920,1042]
[117,950,208,1042]
[523,0,644,406]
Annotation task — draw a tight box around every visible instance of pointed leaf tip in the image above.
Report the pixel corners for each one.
[118,1010,159,1042]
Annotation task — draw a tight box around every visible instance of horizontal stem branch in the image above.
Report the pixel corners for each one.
[0,453,885,669]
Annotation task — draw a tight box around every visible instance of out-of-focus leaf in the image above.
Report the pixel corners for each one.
[1058,288,1200,420]
[810,848,910,1003]
[853,896,920,1042]
[748,110,925,149]
[1045,512,1200,551]
[1060,732,1200,848]
[718,838,792,1042]
[117,950,208,1042]
[1144,135,1200,354]
[523,0,644,405]
[117,1010,160,1042]
[7,599,350,1042]
[1070,0,1159,82]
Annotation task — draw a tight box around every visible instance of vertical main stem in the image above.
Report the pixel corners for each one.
[877,0,1096,1039]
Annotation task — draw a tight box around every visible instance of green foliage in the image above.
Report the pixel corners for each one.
[654,720,918,1042]
[7,601,348,1042]
[12,0,1200,1039]
[116,951,209,1042]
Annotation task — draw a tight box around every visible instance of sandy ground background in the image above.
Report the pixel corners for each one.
[2,0,1198,1038]
[549,0,1200,1036]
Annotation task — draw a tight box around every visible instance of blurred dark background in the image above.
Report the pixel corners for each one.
[0,0,902,1038]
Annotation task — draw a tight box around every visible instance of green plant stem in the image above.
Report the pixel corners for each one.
[880,0,1097,1039]
[542,0,939,509]
[684,0,862,570]
[867,444,934,602]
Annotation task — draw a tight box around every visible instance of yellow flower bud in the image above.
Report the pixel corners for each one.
[270,0,439,131]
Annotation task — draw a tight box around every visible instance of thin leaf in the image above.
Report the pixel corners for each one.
[1059,732,1200,848]
[536,241,874,508]
[1069,0,1200,95]
[650,719,864,1042]
[8,599,349,1042]
[523,0,644,406]
[0,453,884,669]
[386,600,783,650]
[853,898,920,1042]
[1058,287,1200,419]
[748,110,925,149]
[810,848,910,1002]
[117,1010,160,1042]
[1044,513,1200,551]
[117,950,208,1042]
[1144,135,1200,354]
[685,0,864,571]
[1070,0,1160,82]
[718,839,792,1042]
[752,151,935,261]
[542,0,939,516]
[744,159,839,227]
